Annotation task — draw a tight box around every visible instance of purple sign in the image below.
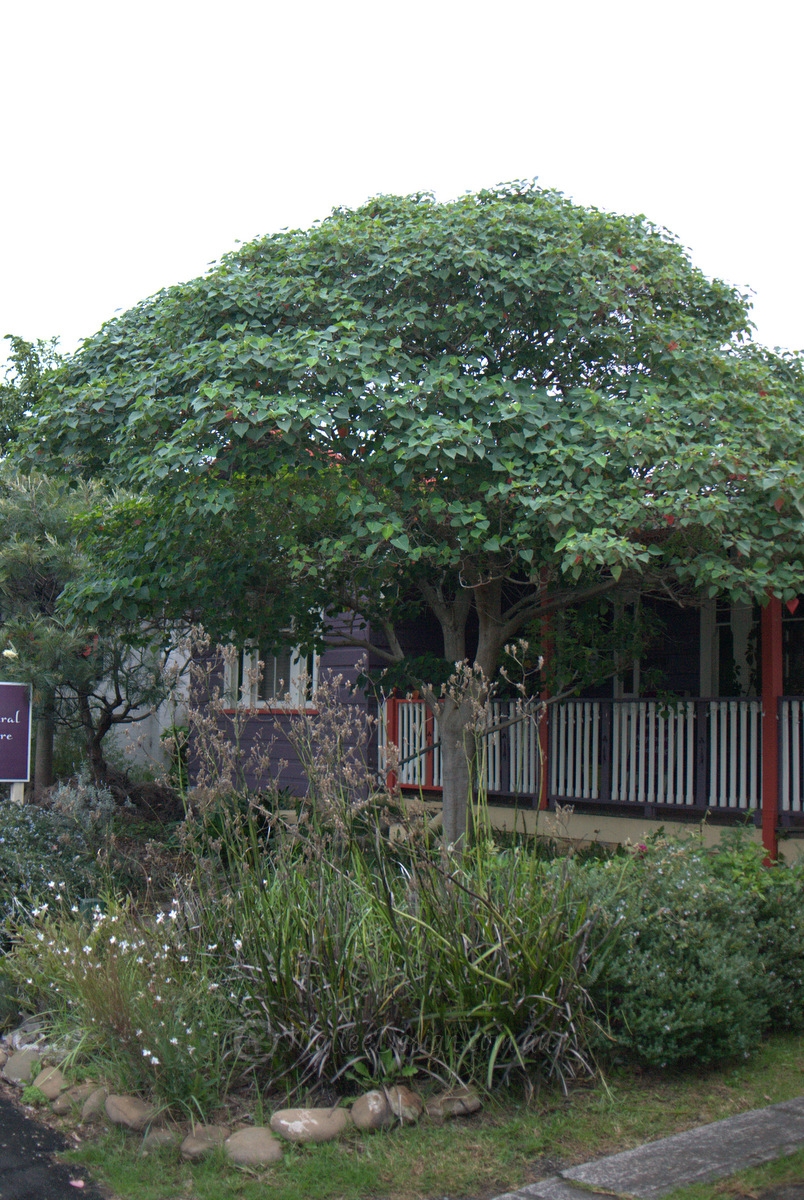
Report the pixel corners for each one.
[0,682,32,782]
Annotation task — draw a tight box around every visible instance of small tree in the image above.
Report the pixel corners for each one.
[24,184,804,840]
[0,470,174,794]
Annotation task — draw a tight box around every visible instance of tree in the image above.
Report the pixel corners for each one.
[0,470,174,795]
[0,335,61,450]
[23,184,804,841]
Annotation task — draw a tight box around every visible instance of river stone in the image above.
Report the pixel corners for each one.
[51,1082,100,1116]
[425,1085,482,1122]
[270,1107,351,1143]
[180,1124,231,1161]
[33,1066,67,1101]
[3,1047,41,1085]
[384,1085,423,1124]
[9,1017,46,1049]
[141,1128,179,1153]
[106,1094,159,1131]
[225,1127,284,1165]
[351,1090,394,1131]
[81,1086,109,1121]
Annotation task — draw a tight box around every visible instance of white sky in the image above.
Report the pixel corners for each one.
[1,0,802,372]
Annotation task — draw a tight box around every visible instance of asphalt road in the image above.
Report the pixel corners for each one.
[0,1091,105,1200]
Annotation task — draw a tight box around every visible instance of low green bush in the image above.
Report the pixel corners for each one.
[583,831,804,1068]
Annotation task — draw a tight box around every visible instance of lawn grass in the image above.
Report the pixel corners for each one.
[57,1032,804,1200]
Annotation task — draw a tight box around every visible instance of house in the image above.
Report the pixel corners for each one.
[215,592,804,862]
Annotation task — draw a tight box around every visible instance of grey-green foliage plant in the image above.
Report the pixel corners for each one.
[27,183,804,845]
[0,800,104,935]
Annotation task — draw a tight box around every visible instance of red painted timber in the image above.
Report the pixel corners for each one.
[761,597,782,861]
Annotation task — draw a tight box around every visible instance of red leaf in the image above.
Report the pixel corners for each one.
[787,598,800,615]
[665,514,676,525]
[774,496,785,512]
[630,264,639,272]
[759,389,768,398]
[666,341,679,351]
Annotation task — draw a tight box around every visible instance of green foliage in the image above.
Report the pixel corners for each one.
[0,468,177,786]
[585,833,804,1067]
[25,184,804,624]
[0,335,61,449]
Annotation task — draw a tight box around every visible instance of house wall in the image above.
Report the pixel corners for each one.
[208,642,372,797]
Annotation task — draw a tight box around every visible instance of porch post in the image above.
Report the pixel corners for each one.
[538,697,549,809]
[538,592,552,810]
[385,695,399,792]
[760,597,782,861]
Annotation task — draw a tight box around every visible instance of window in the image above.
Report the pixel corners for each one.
[224,643,318,709]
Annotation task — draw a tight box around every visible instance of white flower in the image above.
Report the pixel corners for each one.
[233,939,243,952]
[169,1037,178,1046]
[150,1056,159,1065]
[141,1048,151,1057]
[2,647,18,659]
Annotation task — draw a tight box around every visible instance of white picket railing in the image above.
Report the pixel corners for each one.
[707,699,762,809]
[379,699,540,795]
[380,695,768,812]
[550,700,601,801]
[611,701,697,805]
[550,698,761,810]
[781,698,804,813]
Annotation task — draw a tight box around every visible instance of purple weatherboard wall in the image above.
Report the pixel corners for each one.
[0,682,32,781]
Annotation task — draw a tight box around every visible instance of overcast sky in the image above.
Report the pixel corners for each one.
[1,0,801,372]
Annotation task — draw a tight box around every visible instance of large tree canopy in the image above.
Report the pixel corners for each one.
[23,183,804,840]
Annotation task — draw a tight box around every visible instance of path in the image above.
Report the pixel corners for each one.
[490,1095,804,1200]
[0,1091,106,1200]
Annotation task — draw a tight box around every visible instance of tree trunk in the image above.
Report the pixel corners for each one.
[438,699,474,845]
[77,689,110,785]
[428,579,506,846]
[33,688,56,800]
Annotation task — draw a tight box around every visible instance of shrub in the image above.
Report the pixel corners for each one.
[585,838,769,1068]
